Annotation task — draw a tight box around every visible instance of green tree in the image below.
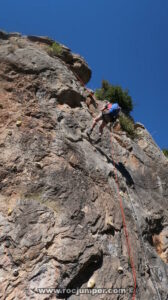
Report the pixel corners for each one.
[95,80,133,114]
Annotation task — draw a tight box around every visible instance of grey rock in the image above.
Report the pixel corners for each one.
[0,30,167,300]
[9,32,21,38]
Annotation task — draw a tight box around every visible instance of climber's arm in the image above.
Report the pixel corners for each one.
[100,102,108,111]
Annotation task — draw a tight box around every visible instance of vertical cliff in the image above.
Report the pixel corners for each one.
[0,30,168,300]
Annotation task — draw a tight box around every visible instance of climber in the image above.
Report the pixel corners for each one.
[87,102,121,137]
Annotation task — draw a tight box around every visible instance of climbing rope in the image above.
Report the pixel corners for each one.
[66,66,137,299]
[126,188,162,300]
[61,61,162,300]
[110,129,137,300]
[110,128,162,300]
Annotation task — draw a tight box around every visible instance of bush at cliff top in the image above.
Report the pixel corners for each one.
[95,80,133,115]
[49,42,63,56]
[163,149,168,158]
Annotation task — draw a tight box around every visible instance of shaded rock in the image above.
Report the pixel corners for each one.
[0,29,9,39]
[27,35,54,45]
[13,269,19,277]
[69,53,92,84]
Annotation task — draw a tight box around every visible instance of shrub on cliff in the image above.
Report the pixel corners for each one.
[119,114,136,138]
[48,42,63,57]
[95,80,136,137]
[163,149,168,158]
[95,80,133,115]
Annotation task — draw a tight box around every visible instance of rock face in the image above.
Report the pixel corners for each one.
[0,31,168,300]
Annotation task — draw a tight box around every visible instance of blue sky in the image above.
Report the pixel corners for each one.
[1,0,168,149]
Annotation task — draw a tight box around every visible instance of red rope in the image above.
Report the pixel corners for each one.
[110,133,136,300]
[74,72,86,87]
[65,64,137,298]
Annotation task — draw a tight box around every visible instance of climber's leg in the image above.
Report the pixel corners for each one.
[99,120,106,136]
[92,113,102,129]
[87,113,102,136]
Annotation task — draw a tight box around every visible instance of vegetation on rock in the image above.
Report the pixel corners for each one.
[95,80,136,137]
[48,42,63,56]
[119,114,136,138]
[163,148,168,158]
[95,80,133,114]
